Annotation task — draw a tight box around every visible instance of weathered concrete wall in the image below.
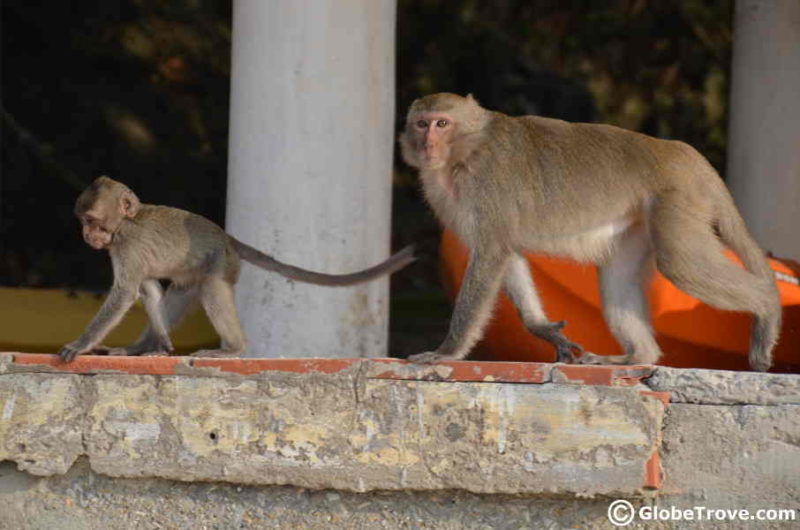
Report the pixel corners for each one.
[0,355,662,496]
[652,367,800,513]
[1,354,798,529]
[0,460,619,530]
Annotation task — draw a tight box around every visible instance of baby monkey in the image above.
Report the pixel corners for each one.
[59,176,414,362]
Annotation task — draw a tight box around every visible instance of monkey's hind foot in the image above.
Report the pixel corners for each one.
[529,320,584,363]
[93,345,171,357]
[407,351,460,364]
[88,345,116,355]
[190,349,241,358]
[575,352,633,365]
[99,347,132,356]
[748,350,772,373]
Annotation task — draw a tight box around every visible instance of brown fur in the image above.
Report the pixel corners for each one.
[59,177,415,362]
[400,93,780,371]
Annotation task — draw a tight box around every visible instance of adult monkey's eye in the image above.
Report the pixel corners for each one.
[416,120,428,128]
[436,119,448,128]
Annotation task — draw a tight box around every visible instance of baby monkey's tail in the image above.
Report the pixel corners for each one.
[230,238,415,286]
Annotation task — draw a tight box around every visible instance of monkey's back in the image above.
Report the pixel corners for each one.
[114,205,239,286]
[478,113,708,238]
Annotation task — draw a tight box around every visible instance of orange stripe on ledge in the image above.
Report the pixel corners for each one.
[553,364,655,386]
[11,353,184,375]
[192,358,359,375]
[6,353,656,384]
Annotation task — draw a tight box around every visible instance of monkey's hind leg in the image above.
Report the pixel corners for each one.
[107,284,200,356]
[191,276,246,358]
[580,225,663,366]
[120,279,172,356]
[651,192,780,372]
[503,254,586,363]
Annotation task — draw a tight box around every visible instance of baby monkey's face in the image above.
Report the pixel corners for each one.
[74,176,140,250]
[79,209,116,250]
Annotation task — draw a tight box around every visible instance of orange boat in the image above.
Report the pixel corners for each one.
[440,229,800,372]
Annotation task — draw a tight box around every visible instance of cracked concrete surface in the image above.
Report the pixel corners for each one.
[1,370,663,496]
[648,366,800,405]
[1,357,798,529]
[0,459,624,530]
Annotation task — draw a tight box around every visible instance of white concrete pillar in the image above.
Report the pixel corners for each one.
[727,0,800,257]
[226,1,397,358]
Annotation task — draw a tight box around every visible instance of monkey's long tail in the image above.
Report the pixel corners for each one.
[714,185,775,282]
[230,238,416,286]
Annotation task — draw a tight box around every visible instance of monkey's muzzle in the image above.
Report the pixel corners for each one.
[83,229,113,250]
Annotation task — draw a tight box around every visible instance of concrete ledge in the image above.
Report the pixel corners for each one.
[0,353,662,497]
[1,353,798,514]
[3,353,654,384]
[662,404,800,507]
[647,365,800,405]
[0,460,624,529]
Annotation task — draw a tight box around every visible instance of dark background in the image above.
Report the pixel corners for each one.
[0,0,734,355]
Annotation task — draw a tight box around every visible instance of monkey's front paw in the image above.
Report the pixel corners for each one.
[407,351,454,364]
[58,343,89,363]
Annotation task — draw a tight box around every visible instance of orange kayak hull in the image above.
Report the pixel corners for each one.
[440,229,800,372]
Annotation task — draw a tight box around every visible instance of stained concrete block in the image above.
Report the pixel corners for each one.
[2,356,799,528]
[0,374,84,476]
[0,460,621,530]
[647,366,800,405]
[661,403,800,508]
[83,375,663,495]
[0,363,664,496]
[349,380,662,495]
[85,371,361,489]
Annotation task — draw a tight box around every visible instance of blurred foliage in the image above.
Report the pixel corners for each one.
[397,0,733,165]
[2,0,232,288]
[1,0,733,291]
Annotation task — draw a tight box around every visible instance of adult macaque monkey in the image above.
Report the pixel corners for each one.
[59,176,415,362]
[400,93,781,371]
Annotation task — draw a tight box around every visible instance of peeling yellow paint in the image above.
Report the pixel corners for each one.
[354,445,421,467]
[1,370,666,494]
[0,379,74,429]
[255,424,331,465]
[358,380,653,468]
[90,378,177,458]
[0,378,78,462]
